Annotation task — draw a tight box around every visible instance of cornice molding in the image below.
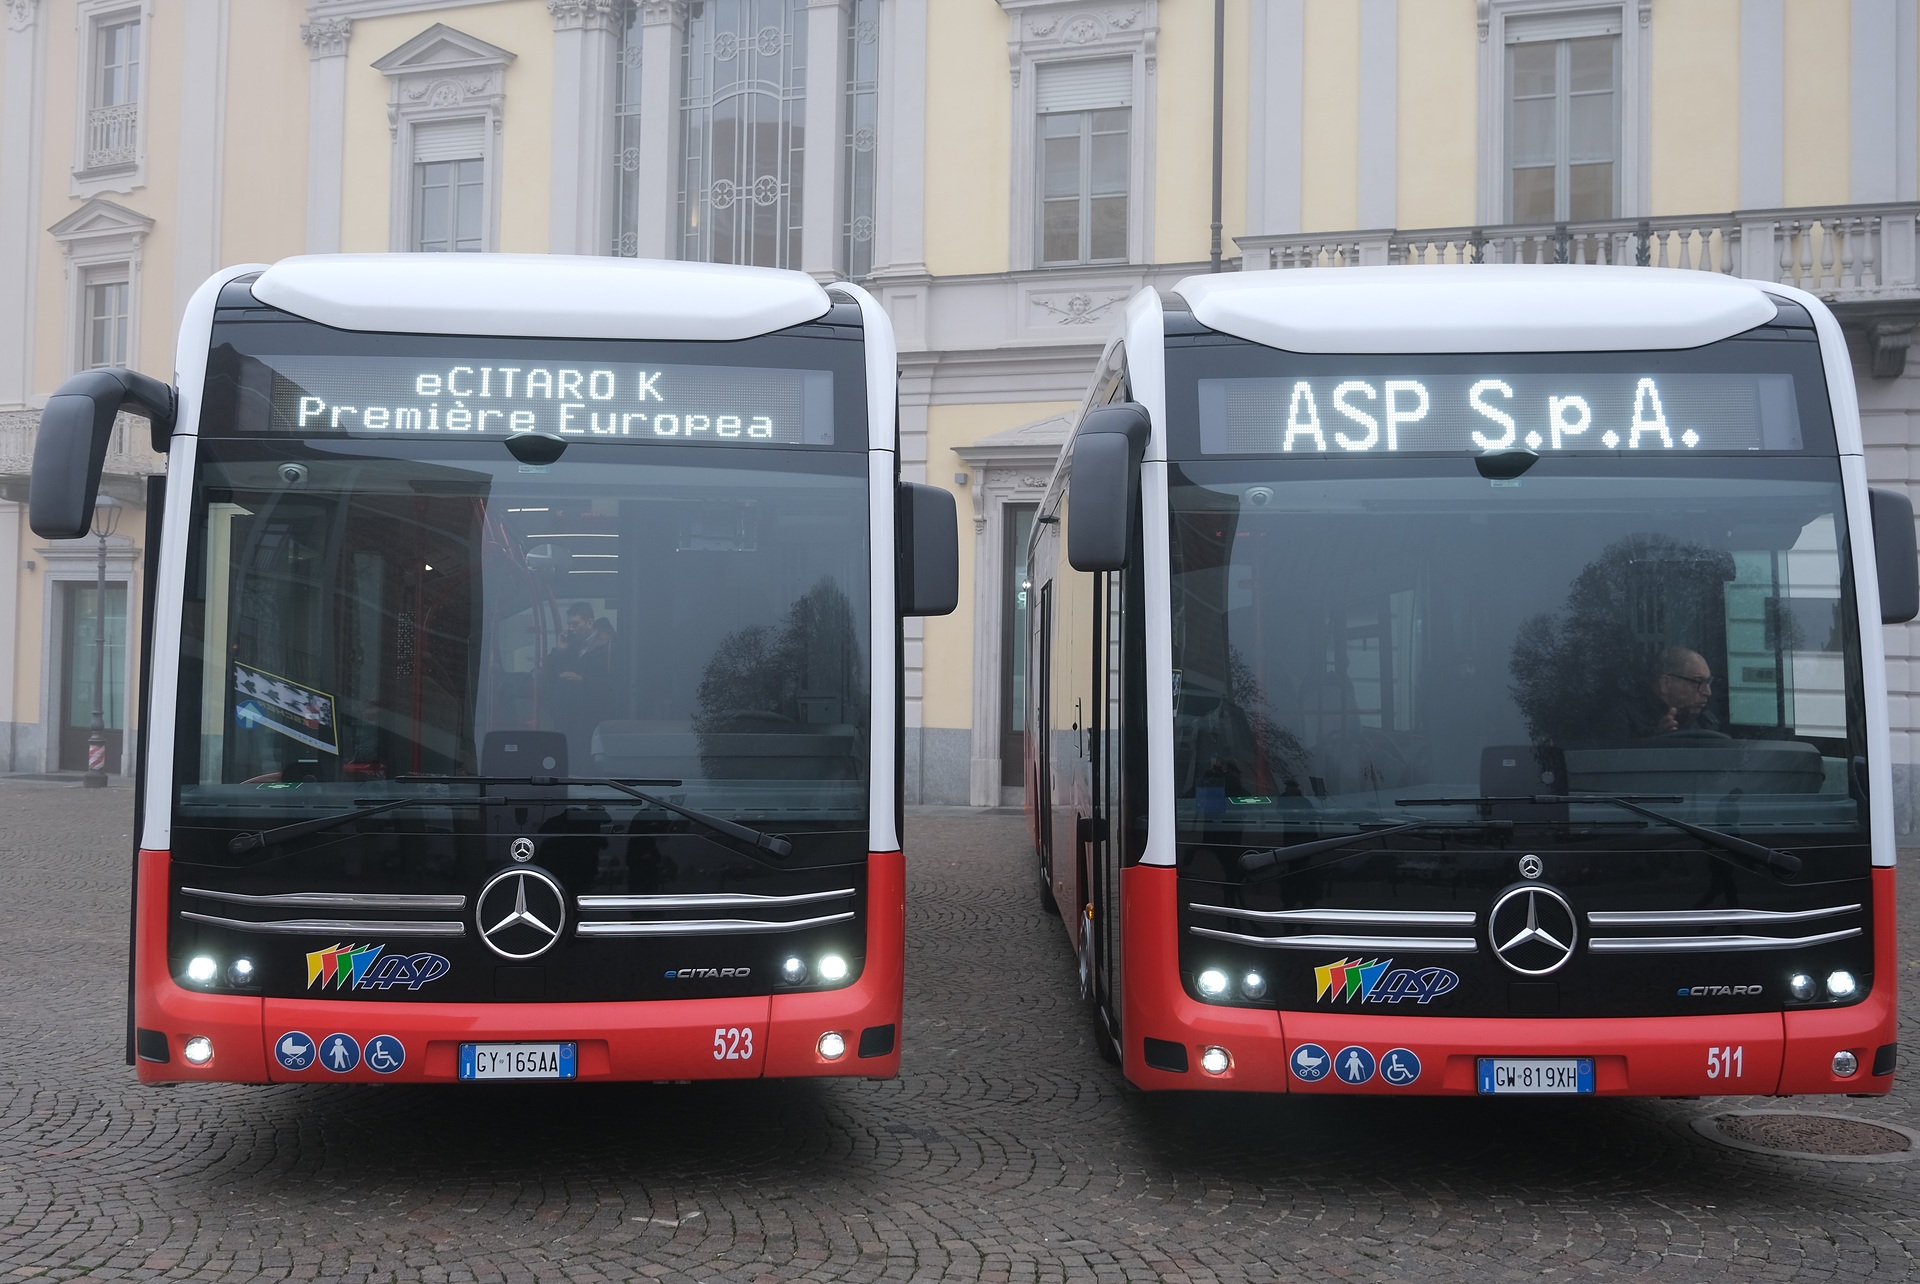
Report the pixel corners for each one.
[547,0,618,33]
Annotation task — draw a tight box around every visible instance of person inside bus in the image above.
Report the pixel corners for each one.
[544,603,606,748]
[1621,645,1721,737]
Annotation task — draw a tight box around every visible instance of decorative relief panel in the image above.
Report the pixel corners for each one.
[300,16,352,57]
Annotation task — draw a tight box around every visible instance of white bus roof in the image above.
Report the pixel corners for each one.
[1173,264,1782,354]
[250,254,833,341]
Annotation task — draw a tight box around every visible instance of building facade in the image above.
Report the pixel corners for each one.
[1,0,1918,817]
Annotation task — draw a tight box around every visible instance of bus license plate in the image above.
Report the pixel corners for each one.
[459,1042,577,1080]
[1476,1057,1594,1094]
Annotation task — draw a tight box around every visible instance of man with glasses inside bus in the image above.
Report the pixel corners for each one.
[1646,645,1719,736]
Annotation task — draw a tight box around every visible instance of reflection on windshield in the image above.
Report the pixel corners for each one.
[177,448,869,820]
[1167,469,1863,837]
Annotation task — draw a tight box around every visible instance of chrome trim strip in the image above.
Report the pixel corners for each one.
[576,911,855,938]
[1586,904,1861,927]
[181,886,467,911]
[1587,927,1863,953]
[576,888,856,911]
[179,911,466,937]
[1190,903,1476,927]
[1189,926,1480,952]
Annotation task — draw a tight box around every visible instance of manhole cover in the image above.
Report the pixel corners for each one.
[1694,1110,1919,1163]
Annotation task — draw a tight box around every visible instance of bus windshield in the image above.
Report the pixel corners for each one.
[1165,462,1866,843]
[174,440,870,826]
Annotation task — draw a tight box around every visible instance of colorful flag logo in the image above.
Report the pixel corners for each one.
[1315,957,1392,1002]
[307,943,384,991]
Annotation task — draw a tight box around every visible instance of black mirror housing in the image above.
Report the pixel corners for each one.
[1870,486,1919,623]
[1066,402,1151,573]
[898,481,959,616]
[29,368,176,539]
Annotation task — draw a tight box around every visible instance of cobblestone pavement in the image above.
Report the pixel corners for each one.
[2,781,1917,1282]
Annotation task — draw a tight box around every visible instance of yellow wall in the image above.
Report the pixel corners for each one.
[923,1,1010,276]
[920,401,1075,729]
[1300,0,1360,233]
[340,3,552,254]
[1651,0,1740,215]
[1781,0,1849,207]
[222,0,309,266]
[1396,0,1476,229]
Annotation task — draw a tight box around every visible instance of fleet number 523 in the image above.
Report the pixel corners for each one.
[713,1027,754,1061]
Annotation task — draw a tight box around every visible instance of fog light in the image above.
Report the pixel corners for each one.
[1789,972,1816,1001]
[818,1031,846,1060]
[182,1037,213,1066]
[817,954,849,983]
[1240,971,1267,1000]
[1826,970,1858,1000]
[227,958,255,986]
[1197,968,1229,998]
[185,956,217,985]
[780,956,807,984]
[1833,1050,1859,1078]
[1200,1045,1232,1075]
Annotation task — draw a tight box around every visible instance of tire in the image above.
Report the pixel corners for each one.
[1037,852,1058,913]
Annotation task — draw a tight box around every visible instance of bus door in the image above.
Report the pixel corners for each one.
[1035,578,1055,892]
[1088,566,1120,1037]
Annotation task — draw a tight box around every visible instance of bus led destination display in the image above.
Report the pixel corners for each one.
[1199,371,1801,456]
[263,356,834,444]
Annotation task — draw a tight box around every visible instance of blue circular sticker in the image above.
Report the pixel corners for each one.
[1380,1047,1422,1086]
[364,1035,406,1074]
[318,1032,361,1073]
[273,1030,316,1072]
[1333,1045,1377,1085]
[1290,1042,1332,1082]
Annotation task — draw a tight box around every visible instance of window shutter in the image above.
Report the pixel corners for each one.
[412,117,485,163]
[1035,58,1131,113]
[1506,7,1622,42]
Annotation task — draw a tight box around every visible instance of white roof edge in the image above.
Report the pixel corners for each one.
[1173,265,1782,354]
[250,254,832,341]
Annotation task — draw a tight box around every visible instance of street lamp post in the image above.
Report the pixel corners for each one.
[85,496,122,788]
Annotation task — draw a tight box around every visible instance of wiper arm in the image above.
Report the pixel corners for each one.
[1396,794,1802,878]
[228,795,468,854]
[455,775,793,861]
[1238,820,1511,878]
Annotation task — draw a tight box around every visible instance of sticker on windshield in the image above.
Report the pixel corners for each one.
[232,661,338,754]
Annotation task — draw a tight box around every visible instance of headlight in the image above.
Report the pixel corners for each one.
[780,956,807,984]
[1240,971,1267,1000]
[1196,968,1229,998]
[185,956,217,985]
[1788,972,1815,1001]
[227,958,255,986]
[1826,970,1858,1000]
[1832,1050,1859,1077]
[817,1032,847,1060]
[817,954,849,983]
[1200,1046,1232,1075]
[182,1037,214,1066]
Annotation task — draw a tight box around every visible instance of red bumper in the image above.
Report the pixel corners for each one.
[132,849,904,1084]
[1118,863,1897,1097]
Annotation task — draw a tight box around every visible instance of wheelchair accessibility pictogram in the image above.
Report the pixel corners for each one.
[364,1035,405,1074]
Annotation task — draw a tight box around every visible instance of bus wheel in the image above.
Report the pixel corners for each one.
[1078,911,1094,1001]
[1038,851,1057,912]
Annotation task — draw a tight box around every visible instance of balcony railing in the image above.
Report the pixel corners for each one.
[1236,203,1920,374]
[85,102,139,170]
[0,409,163,504]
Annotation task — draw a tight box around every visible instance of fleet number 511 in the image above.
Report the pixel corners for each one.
[1707,1045,1745,1079]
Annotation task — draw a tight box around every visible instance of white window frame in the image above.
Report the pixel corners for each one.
[1002,0,1157,270]
[372,23,514,254]
[79,264,132,369]
[47,196,151,378]
[71,0,152,197]
[1476,0,1649,224]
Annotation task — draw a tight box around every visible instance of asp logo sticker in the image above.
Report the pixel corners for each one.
[1314,957,1460,1005]
[306,944,451,992]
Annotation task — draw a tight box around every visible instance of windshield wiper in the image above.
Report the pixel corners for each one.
[1238,820,1512,878]
[443,775,794,860]
[1395,794,1803,877]
[228,795,475,854]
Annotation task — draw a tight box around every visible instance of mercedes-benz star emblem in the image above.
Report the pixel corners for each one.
[1488,884,1578,976]
[1518,853,1544,880]
[510,836,535,863]
[476,867,567,960]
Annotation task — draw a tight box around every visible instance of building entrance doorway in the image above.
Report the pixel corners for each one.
[58,581,126,772]
[1000,504,1036,787]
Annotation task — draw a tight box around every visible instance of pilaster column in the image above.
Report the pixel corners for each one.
[800,0,850,280]
[549,0,620,255]
[633,0,686,260]
[301,15,352,253]
[0,0,45,407]
[175,0,227,322]
[867,0,925,279]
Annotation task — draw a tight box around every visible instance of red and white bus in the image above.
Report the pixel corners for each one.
[31,255,956,1085]
[1029,266,1911,1099]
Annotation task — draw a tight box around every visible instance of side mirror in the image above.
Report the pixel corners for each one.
[29,367,176,539]
[898,481,959,616]
[1066,402,1151,573]
[1869,487,1919,624]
